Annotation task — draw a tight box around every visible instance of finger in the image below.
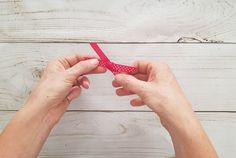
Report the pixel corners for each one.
[114,74,148,97]
[112,80,121,88]
[133,73,148,81]
[112,73,147,88]
[58,54,99,69]
[130,97,145,106]
[76,76,90,89]
[132,60,156,74]
[81,76,90,89]
[67,86,81,102]
[88,66,107,74]
[67,59,99,79]
[76,76,83,84]
[57,54,83,68]
[116,88,134,96]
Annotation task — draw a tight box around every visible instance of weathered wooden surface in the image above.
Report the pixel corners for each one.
[0,0,236,157]
[0,43,236,111]
[0,111,235,158]
[0,0,236,43]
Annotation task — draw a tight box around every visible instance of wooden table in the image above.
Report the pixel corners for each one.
[0,0,236,157]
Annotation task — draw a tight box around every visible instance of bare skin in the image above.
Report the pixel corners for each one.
[0,55,218,158]
[113,61,218,158]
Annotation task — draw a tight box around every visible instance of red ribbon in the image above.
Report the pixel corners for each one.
[88,42,137,75]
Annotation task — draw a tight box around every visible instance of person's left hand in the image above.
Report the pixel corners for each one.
[24,54,106,126]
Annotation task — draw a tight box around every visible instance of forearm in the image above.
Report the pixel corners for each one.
[160,104,218,158]
[0,104,54,158]
[0,55,102,158]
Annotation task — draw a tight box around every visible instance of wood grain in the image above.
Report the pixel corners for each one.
[0,0,235,157]
[0,0,236,43]
[0,43,236,111]
[0,111,235,158]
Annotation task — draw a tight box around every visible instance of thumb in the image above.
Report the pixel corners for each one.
[67,59,99,79]
[114,74,147,97]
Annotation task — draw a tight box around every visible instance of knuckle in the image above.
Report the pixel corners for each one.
[159,62,170,70]
[47,60,55,67]
[122,77,130,88]
[46,58,59,68]
[139,83,150,97]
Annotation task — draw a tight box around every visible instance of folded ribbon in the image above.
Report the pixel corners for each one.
[88,42,137,75]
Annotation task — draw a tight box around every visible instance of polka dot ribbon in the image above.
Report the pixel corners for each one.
[87,42,137,75]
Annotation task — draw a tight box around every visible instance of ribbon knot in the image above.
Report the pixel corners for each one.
[88,42,137,75]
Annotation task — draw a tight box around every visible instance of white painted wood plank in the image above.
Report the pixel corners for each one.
[0,0,236,42]
[0,111,235,158]
[0,43,236,111]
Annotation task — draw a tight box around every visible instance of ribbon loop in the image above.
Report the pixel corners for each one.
[89,43,137,75]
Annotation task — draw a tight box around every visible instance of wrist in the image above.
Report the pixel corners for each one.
[155,100,196,131]
[160,111,198,132]
[158,103,200,137]
[150,94,191,123]
[24,86,69,127]
[21,102,56,129]
[26,88,52,110]
[0,105,54,157]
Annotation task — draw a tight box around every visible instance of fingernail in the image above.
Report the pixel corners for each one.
[84,81,90,89]
[89,59,99,65]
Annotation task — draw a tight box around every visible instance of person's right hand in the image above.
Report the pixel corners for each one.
[112,60,195,127]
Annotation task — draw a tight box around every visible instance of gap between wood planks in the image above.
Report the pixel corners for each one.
[0,41,236,44]
[0,42,235,112]
[0,109,235,113]
[0,40,236,45]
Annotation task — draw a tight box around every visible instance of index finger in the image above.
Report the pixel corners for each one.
[58,54,98,69]
[132,60,156,74]
[88,66,107,74]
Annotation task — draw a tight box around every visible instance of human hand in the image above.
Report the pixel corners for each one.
[0,54,107,158]
[113,60,194,127]
[25,54,106,125]
[113,60,218,158]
